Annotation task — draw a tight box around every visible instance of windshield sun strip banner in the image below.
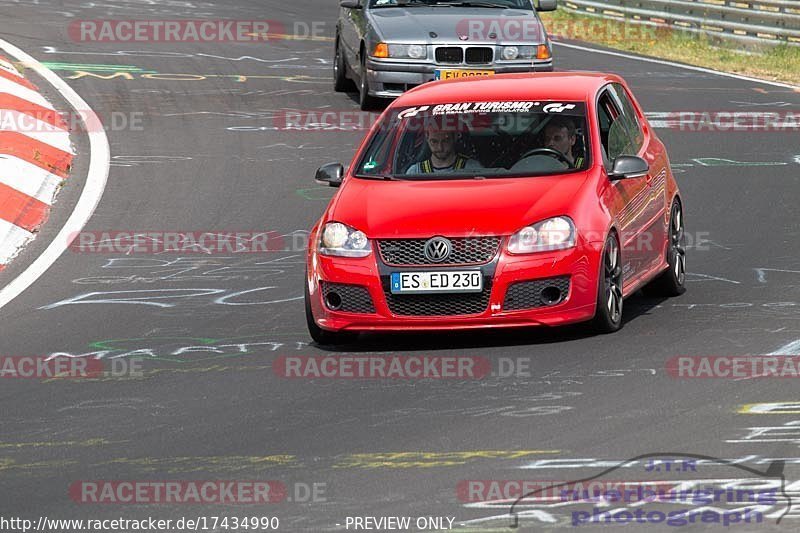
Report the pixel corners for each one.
[396,102,585,119]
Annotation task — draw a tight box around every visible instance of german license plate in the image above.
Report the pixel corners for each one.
[390,271,483,294]
[434,69,495,81]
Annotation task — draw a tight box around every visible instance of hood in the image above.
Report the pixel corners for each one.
[328,173,590,238]
[368,7,546,44]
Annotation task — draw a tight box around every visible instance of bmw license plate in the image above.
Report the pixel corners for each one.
[434,69,495,81]
[390,271,483,294]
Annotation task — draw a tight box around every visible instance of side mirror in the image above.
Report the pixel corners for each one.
[315,163,344,187]
[609,155,649,180]
[537,0,558,11]
[340,0,362,8]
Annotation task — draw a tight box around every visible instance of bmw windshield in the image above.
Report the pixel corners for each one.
[355,101,590,180]
[369,0,533,8]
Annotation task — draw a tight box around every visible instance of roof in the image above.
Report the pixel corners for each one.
[394,72,623,106]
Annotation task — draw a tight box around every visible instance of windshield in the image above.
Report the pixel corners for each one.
[369,0,533,8]
[355,101,590,180]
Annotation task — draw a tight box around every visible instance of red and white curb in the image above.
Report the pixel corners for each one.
[0,54,74,269]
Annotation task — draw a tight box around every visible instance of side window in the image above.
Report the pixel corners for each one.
[358,118,397,175]
[597,89,635,164]
[611,83,644,152]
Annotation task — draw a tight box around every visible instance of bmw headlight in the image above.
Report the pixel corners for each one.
[499,45,542,60]
[388,43,427,59]
[319,222,371,257]
[507,216,576,254]
[501,46,520,60]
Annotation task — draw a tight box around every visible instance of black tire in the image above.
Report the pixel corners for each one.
[593,233,624,334]
[304,279,358,345]
[358,52,379,111]
[333,35,352,93]
[642,200,686,297]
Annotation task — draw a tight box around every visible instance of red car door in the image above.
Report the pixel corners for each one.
[596,87,651,286]
[610,83,668,278]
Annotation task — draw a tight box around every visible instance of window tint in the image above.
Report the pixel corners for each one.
[611,83,644,152]
[597,88,638,164]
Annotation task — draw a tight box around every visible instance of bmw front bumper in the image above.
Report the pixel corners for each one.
[365,57,555,98]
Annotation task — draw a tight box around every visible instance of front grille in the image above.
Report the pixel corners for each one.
[465,47,493,64]
[435,47,463,63]
[384,287,491,316]
[321,282,375,314]
[503,276,571,311]
[378,237,501,266]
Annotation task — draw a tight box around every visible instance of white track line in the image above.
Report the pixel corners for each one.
[0,109,73,153]
[769,339,800,355]
[0,57,23,78]
[0,76,55,109]
[0,155,64,204]
[0,38,110,310]
[553,41,800,91]
[0,219,34,264]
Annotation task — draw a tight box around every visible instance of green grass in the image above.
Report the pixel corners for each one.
[540,9,800,86]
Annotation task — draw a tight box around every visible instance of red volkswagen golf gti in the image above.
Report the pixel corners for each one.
[305,73,686,344]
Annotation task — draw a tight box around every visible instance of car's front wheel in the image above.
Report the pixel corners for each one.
[304,277,358,345]
[593,233,624,333]
[642,200,686,297]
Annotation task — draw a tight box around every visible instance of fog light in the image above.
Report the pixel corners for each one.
[540,286,562,305]
[325,291,343,310]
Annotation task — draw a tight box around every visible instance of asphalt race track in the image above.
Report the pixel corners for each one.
[1,1,799,531]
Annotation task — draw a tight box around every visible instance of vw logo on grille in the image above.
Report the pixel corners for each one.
[424,237,452,262]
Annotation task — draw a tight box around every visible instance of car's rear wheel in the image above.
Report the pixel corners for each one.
[305,277,358,345]
[642,200,686,297]
[358,52,379,111]
[333,35,352,93]
[593,233,624,333]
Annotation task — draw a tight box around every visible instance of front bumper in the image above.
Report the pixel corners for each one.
[365,57,554,98]
[307,237,602,333]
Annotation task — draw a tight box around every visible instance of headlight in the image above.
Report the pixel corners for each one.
[374,43,428,59]
[501,46,519,60]
[319,222,371,257]
[500,45,546,60]
[507,216,576,254]
[389,44,427,59]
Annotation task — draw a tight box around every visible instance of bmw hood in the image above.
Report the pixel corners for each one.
[368,7,547,45]
[328,173,590,239]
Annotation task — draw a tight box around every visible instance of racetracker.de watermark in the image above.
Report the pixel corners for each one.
[455,18,666,43]
[0,109,144,133]
[68,231,287,254]
[69,481,287,504]
[663,111,799,132]
[68,20,329,42]
[1,356,144,379]
[0,356,104,378]
[667,355,800,378]
[457,479,777,504]
[273,355,491,379]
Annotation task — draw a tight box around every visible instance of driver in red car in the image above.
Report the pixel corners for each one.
[406,119,483,174]
[542,116,585,168]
